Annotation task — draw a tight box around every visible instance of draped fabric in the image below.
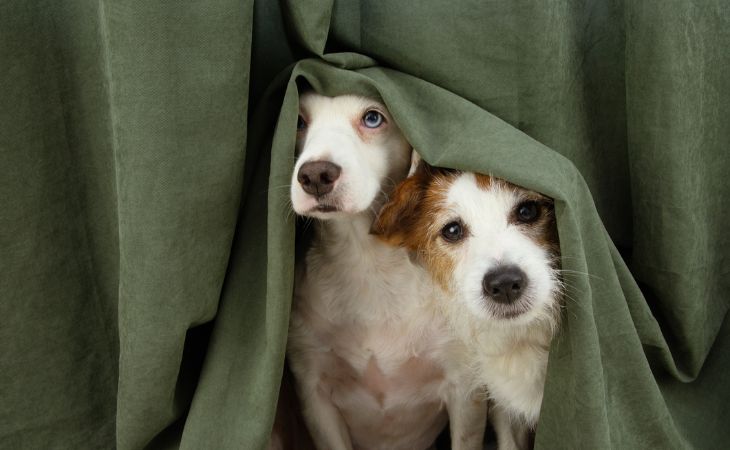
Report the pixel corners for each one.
[1,1,727,449]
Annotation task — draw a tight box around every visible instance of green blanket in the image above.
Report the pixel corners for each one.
[1,1,728,449]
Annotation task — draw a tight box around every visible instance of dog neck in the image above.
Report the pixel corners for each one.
[312,210,383,259]
[305,209,434,321]
[474,316,555,356]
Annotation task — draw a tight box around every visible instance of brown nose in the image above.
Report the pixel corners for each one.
[482,266,528,304]
[297,161,341,197]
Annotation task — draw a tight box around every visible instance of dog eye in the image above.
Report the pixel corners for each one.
[516,201,540,223]
[297,115,307,130]
[362,110,384,128]
[441,221,464,243]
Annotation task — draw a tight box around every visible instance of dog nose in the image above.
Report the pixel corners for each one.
[297,161,342,197]
[482,266,528,304]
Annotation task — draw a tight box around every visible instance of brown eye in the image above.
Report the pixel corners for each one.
[297,115,307,130]
[441,221,464,242]
[516,201,540,223]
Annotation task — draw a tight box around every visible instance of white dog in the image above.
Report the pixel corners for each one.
[372,160,562,450]
[287,93,486,450]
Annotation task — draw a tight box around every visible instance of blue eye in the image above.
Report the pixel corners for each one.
[297,115,307,130]
[362,110,384,128]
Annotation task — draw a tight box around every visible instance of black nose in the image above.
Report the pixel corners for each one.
[297,161,342,197]
[482,266,528,304]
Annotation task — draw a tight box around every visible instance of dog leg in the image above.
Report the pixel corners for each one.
[298,384,353,450]
[445,386,487,450]
[492,406,530,450]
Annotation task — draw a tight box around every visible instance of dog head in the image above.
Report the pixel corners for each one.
[372,162,561,326]
[290,92,411,219]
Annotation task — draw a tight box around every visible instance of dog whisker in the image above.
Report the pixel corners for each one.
[268,184,294,192]
[556,269,604,282]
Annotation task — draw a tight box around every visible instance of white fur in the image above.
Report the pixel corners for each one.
[291,93,409,219]
[436,173,561,450]
[287,94,485,450]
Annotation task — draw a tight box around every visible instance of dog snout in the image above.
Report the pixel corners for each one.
[482,266,528,304]
[297,161,342,197]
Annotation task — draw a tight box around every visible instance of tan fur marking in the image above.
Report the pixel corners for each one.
[373,164,462,292]
[509,191,560,262]
[414,176,458,292]
[474,173,495,190]
[370,174,425,247]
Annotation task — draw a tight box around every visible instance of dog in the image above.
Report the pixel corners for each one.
[372,159,562,450]
[286,93,486,450]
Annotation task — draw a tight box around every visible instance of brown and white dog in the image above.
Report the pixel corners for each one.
[372,159,562,450]
[285,94,485,450]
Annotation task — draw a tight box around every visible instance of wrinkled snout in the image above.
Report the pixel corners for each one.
[482,265,528,304]
[297,160,342,197]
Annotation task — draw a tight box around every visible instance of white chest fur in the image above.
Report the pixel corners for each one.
[460,319,553,428]
[288,216,457,450]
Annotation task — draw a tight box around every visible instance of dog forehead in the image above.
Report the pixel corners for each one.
[444,173,516,222]
[300,93,378,120]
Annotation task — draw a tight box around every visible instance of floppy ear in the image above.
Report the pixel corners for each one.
[371,160,429,248]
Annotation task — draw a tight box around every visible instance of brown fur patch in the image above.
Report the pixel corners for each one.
[414,175,459,291]
[372,163,461,291]
[508,192,560,264]
[474,173,495,190]
[370,171,427,247]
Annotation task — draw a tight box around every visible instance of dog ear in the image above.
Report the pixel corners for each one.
[371,163,428,248]
[407,149,422,177]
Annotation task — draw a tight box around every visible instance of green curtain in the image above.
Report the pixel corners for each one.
[1,1,727,449]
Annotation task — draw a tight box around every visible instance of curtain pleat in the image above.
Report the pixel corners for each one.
[1,1,727,448]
